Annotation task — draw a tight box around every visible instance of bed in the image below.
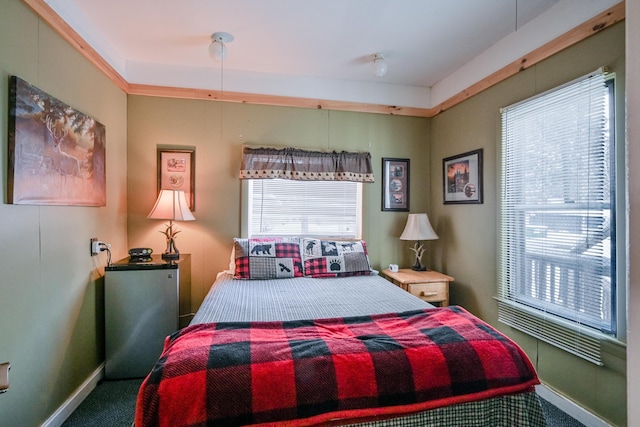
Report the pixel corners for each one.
[135,238,545,426]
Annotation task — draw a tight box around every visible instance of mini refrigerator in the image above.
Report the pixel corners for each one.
[104,254,191,379]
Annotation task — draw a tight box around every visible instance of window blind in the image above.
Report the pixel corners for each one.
[498,69,615,365]
[248,179,361,238]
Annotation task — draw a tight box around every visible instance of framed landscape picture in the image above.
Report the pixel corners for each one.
[8,76,106,206]
[382,157,409,211]
[443,149,483,204]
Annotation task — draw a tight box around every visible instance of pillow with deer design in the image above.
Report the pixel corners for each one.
[233,238,304,279]
[302,238,373,278]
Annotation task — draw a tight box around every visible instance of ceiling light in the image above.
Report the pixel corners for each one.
[209,32,234,62]
[371,53,388,77]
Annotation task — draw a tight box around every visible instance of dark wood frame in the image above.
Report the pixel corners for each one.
[443,149,483,204]
[381,157,410,212]
[157,148,195,210]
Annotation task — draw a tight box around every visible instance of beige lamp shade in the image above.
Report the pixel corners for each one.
[147,189,195,221]
[400,213,438,241]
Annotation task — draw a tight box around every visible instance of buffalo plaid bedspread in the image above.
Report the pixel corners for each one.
[135,306,539,427]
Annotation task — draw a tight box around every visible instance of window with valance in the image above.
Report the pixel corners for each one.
[240,147,374,239]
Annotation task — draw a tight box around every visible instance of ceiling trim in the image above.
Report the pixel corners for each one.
[22,0,624,118]
[127,83,435,117]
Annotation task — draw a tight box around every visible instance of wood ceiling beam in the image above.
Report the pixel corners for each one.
[22,0,625,118]
[126,83,434,117]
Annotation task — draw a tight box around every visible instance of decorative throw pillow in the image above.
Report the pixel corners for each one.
[302,238,373,278]
[233,238,303,279]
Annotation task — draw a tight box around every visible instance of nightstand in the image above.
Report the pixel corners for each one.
[381,269,454,306]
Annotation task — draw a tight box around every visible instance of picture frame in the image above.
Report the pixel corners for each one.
[443,148,483,204]
[7,76,106,206]
[382,158,409,211]
[157,148,195,210]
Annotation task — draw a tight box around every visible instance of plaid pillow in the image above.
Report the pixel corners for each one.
[234,238,303,279]
[302,239,373,278]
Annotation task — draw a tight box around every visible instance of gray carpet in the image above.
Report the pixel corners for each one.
[62,379,586,427]
[62,379,142,427]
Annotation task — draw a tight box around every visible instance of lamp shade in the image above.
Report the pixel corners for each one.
[147,189,195,221]
[400,213,438,241]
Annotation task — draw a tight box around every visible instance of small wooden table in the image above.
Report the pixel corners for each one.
[381,269,455,306]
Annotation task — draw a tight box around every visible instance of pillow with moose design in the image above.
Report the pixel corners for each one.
[302,238,373,278]
[233,237,304,279]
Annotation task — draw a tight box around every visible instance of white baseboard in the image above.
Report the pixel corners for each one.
[41,363,105,427]
[536,383,612,427]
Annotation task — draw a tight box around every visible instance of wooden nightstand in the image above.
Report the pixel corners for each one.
[381,269,454,306]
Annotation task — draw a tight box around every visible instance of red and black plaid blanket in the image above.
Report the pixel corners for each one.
[135,306,539,427]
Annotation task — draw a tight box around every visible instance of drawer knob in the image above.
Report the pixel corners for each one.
[420,291,438,297]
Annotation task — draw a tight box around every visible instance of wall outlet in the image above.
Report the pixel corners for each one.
[90,238,99,256]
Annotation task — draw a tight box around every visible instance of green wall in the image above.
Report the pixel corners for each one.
[126,97,431,309]
[0,0,629,425]
[429,22,627,426]
[0,0,128,425]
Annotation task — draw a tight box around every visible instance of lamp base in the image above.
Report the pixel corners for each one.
[162,252,180,261]
[411,265,427,271]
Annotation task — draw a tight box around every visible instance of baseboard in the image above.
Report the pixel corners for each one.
[42,363,105,427]
[536,383,612,427]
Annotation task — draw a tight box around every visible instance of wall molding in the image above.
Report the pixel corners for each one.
[22,0,624,117]
[41,364,104,427]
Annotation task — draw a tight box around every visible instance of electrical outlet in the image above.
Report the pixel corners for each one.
[90,238,99,256]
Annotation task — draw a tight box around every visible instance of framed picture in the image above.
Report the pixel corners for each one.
[443,149,483,204]
[7,76,106,206]
[157,148,195,210]
[382,158,409,211]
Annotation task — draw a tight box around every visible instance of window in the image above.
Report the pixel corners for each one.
[247,179,362,238]
[498,69,617,364]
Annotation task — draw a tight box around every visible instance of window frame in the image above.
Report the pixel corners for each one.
[497,71,624,363]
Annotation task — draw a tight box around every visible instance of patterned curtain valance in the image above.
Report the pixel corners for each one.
[239,147,375,183]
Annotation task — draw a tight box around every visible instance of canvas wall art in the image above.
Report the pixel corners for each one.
[8,76,106,206]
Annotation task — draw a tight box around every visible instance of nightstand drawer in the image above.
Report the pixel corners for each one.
[407,282,447,303]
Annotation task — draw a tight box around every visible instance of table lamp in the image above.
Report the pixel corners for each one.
[147,189,195,260]
[399,213,438,271]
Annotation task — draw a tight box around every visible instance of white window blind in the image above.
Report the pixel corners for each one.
[498,69,615,365]
[248,179,362,238]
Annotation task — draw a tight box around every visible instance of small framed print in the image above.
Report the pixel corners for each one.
[382,158,409,211]
[443,149,483,204]
[157,148,195,210]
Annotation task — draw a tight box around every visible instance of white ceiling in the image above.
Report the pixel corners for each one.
[44,0,619,109]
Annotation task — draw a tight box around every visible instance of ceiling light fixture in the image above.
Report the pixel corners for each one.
[209,31,234,62]
[371,53,388,77]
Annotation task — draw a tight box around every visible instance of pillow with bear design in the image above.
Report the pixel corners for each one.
[302,238,373,278]
[233,237,303,279]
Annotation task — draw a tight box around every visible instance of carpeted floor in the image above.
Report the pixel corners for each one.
[62,379,587,427]
[62,379,142,427]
